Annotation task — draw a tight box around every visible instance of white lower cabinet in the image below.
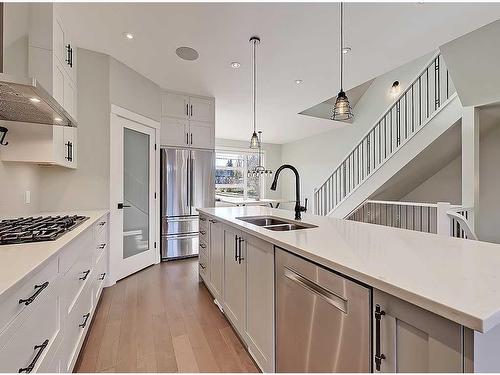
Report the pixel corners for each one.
[0,213,109,373]
[201,221,274,373]
[373,289,465,373]
[223,227,246,334]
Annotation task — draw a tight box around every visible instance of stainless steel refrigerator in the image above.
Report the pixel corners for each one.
[161,147,214,260]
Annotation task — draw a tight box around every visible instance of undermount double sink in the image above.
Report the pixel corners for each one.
[236,216,317,231]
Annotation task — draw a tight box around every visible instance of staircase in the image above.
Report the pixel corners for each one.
[313,52,462,219]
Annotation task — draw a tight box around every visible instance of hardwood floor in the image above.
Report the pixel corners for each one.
[75,258,259,373]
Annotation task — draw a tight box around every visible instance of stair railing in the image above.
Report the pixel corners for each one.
[314,51,456,216]
[347,200,477,240]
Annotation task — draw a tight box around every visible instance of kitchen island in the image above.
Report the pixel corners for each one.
[198,205,500,373]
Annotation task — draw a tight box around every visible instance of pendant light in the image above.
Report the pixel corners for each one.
[249,36,260,149]
[331,2,354,121]
[248,131,273,177]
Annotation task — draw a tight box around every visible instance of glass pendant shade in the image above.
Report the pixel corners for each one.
[332,90,353,121]
[250,131,259,149]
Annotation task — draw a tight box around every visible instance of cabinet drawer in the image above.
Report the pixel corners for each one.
[199,241,208,257]
[59,227,93,275]
[92,250,107,305]
[94,215,108,239]
[0,257,57,335]
[199,251,209,281]
[199,216,208,231]
[94,227,108,265]
[0,291,60,373]
[62,252,93,315]
[60,284,92,372]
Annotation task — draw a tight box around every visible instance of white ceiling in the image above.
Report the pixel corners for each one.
[59,2,500,144]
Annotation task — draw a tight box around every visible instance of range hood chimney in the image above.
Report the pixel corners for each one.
[0,3,76,127]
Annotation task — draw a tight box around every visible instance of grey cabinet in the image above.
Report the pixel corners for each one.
[223,227,246,333]
[373,289,465,373]
[244,235,275,372]
[208,219,223,302]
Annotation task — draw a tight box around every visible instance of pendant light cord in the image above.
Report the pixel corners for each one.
[253,39,256,134]
[340,2,344,91]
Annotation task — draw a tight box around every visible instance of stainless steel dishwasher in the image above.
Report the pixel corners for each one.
[276,248,371,372]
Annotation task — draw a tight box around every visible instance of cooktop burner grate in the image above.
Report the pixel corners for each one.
[0,215,89,245]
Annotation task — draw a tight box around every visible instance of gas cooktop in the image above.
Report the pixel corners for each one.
[0,215,89,245]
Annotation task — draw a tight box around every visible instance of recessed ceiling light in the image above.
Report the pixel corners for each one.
[295,80,303,85]
[29,97,40,103]
[123,32,134,40]
[230,62,241,69]
[176,46,199,61]
[54,117,62,122]
[342,47,352,54]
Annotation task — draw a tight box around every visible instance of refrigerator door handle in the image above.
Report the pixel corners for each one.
[190,157,195,209]
[186,154,190,212]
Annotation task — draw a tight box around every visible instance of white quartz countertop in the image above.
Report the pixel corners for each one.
[198,206,500,333]
[0,210,108,296]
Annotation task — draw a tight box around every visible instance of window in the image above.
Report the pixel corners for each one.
[215,149,264,199]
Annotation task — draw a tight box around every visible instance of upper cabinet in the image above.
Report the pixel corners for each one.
[28,3,78,120]
[161,91,215,149]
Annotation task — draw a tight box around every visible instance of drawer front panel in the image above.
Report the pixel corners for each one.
[92,250,107,305]
[62,252,93,315]
[59,228,93,275]
[93,215,108,239]
[0,292,60,373]
[94,227,108,265]
[199,250,209,281]
[162,216,199,235]
[0,258,57,335]
[60,284,92,373]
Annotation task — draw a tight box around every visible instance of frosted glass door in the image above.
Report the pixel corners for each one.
[123,128,150,259]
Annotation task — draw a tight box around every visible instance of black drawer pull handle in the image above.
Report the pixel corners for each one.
[374,304,386,371]
[79,270,91,281]
[79,312,90,328]
[19,282,49,306]
[98,273,106,280]
[199,243,206,249]
[199,230,206,235]
[99,221,106,226]
[209,219,217,223]
[98,243,106,250]
[18,339,49,373]
[199,263,206,270]
[199,217,206,222]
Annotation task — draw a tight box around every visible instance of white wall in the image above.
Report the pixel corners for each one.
[401,157,462,205]
[109,57,161,122]
[0,4,41,217]
[0,159,40,216]
[39,50,161,212]
[3,3,29,77]
[397,117,500,244]
[280,52,435,209]
[215,138,282,200]
[440,19,500,107]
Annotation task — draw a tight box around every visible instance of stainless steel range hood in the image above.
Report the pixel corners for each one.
[0,3,76,127]
[0,73,76,127]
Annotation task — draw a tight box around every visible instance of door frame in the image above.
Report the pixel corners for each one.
[109,104,161,285]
